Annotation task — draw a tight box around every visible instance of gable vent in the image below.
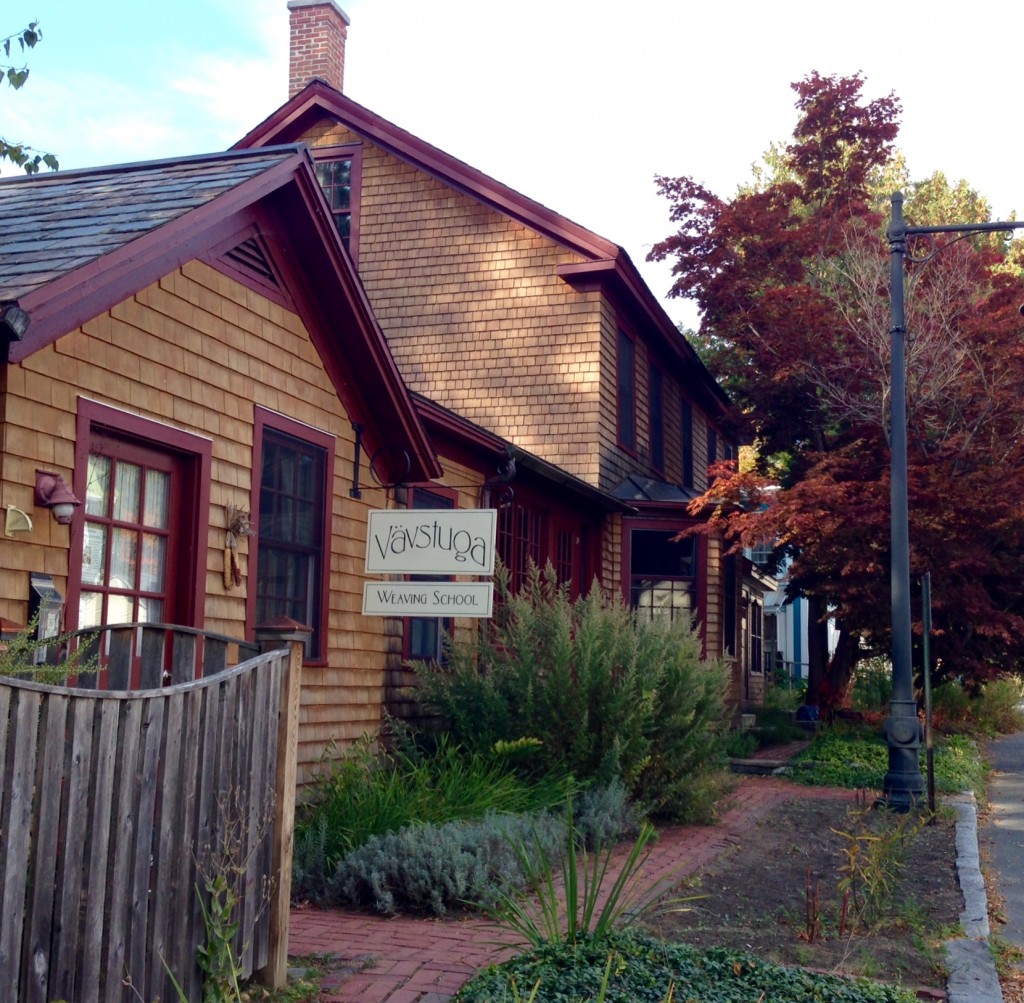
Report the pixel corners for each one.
[224,236,279,289]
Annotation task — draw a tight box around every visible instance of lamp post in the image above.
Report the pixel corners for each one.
[883,193,1024,809]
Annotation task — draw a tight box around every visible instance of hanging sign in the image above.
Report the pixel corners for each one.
[364,508,497,575]
[362,581,494,618]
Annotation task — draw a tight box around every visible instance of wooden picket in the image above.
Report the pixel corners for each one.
[0,626,300,1003]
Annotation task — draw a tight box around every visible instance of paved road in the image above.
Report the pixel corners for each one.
[985,730,1024,954]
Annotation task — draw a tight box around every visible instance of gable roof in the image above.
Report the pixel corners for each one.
[0,145,441,483]
[236,82,731,415]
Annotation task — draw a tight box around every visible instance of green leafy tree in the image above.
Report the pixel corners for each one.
[2,22,58,173]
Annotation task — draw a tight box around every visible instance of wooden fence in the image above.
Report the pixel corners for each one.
[0,621,304,1003]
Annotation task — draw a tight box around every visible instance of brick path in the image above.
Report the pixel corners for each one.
[288,773,853,1002]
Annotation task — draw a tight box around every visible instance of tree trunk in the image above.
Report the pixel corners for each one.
[805,594,830,706]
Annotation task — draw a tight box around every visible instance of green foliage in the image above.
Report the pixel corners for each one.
[0,615,98,684]
[292,731,570,898]
[851,658,893,712]
[328,810,568,916]
[725,728,758,758]
[315,781,639,916]
[415,562,732,821]
[764,677,807,712]
[754,707,807,746]
[790,725,985,794]
[930,675,1024,736]
[2,22,58,173]
[455,929,921,1003]
[487,800,663,949]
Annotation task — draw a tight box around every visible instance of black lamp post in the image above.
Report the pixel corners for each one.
[883,193,1024,809]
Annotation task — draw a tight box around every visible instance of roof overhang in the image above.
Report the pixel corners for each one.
[413,393,635,515]
[3,145,440,484]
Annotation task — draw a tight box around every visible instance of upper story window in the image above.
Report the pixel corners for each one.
[616,328,636,453]
[681,400,694,490]
[313,144,362,260]
[648,363,664,472]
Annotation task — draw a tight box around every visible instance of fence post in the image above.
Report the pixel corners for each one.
[252,617,310,990]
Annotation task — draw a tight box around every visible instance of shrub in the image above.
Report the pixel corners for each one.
[415,562,732,821]
[974,676,1024,734]
[329,811,568,915]
[292,732,571,900]
[754,707,807,746]
[850,657,893,713]
[930,675,1024,736]
[725,729,758,758]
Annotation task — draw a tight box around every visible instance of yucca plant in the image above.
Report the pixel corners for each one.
[488,798,673,948]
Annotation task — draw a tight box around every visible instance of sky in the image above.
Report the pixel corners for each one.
[4,0,1022,332]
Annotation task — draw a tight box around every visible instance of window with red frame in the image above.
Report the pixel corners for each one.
[254,422,331,660]
[314,145,361,258]
[497,500,545,594]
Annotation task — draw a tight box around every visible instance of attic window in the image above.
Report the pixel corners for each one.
[313,144,361,260]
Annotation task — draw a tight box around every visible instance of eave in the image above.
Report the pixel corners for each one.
[413,393,635,515]
[235,81,620,262]
[5,146,440,485]
[558,258,733,418]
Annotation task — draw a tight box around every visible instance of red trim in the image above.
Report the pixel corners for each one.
[236,83,619,260]
[10,147,440,485]
[248,406,335,664]
[68,399,212,632]
[311,143,362,264]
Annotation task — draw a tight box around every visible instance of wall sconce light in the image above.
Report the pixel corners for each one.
[35,471,81,525]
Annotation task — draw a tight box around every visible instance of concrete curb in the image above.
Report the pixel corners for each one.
[944,793,1003,1003]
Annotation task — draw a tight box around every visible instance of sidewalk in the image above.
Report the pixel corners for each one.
[288,774,851,1003]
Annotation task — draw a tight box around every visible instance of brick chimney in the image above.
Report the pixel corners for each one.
[288,0,350,97]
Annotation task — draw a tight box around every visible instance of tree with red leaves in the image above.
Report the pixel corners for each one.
[650,72,1024,706]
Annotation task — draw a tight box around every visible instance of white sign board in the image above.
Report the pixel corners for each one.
[365,508,497,575]
[362,581,494,618]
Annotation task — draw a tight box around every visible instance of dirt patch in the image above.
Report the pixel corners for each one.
[645,794,962,992]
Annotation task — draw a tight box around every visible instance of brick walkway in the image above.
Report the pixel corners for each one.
[288,774,853,1002]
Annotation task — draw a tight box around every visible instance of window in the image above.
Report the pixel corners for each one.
[78,443,178,628]
[69,400,211,636]
[252,411,334,660]
[628,528,696,624]
[648,364,664,472]
[616,328,636,452]
[313,145,362,258]
[405,487,455,663]
[681,400,694,489]
[497,500,546,594]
